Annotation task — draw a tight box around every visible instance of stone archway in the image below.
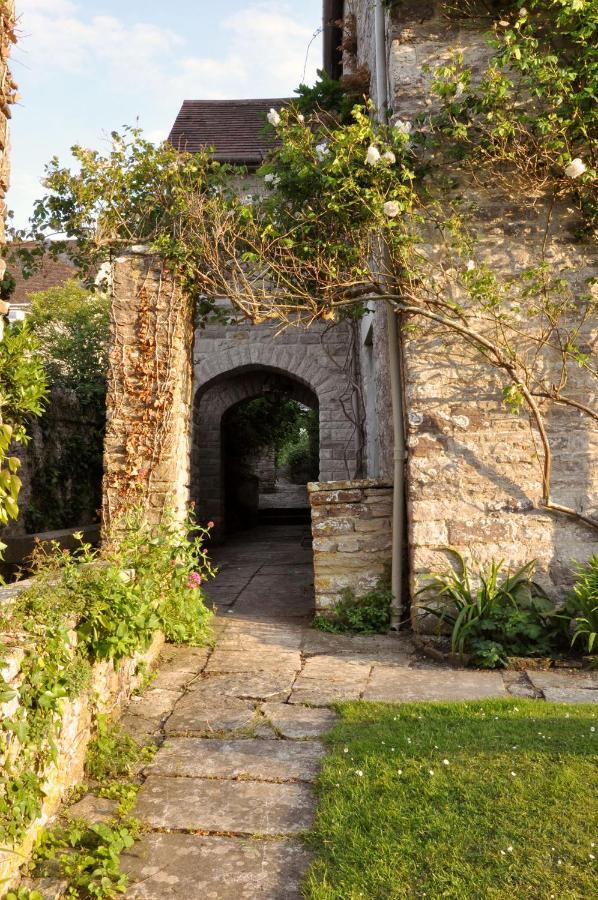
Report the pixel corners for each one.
[191,320,362,534]
[191,366,319,533]
[102,254,362,531]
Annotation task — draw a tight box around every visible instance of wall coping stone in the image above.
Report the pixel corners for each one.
[308,479,393,492]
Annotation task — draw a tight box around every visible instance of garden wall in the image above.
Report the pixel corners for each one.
[346,0,598,627]
[0,389,104,537]
[0,579,164,890]
[309,479,392,610]
[103,251,195,530]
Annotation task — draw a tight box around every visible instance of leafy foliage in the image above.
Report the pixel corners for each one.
[561,554,598,654]
[85,718,156,783]
[16,279,109,532]
[27,279,109,404]
[0,323,47,528]
[314,581,392,635]
[294,67,369,124]
[277,408,319,483]
[32,819,137,899]
[0,508,213,849]
[419,552,562,666]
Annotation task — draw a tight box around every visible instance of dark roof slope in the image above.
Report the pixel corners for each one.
[168,98,291,165]
[9,243,78,306]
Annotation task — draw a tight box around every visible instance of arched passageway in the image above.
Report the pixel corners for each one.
[191,366,321,536]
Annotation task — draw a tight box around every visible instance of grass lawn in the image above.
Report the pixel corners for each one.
[304,699,597,900]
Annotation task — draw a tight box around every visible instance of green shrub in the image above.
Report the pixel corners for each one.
[314,582,392,635]
[419,552,562,667]
[0,322,47,529]
[0,507,214,849]
[561,555,598,654]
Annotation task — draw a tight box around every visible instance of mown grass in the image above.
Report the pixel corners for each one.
[304,699,597,900]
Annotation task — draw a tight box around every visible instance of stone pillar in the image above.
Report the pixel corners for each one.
[0,0,16,284]
[309,479,393,611]
[102,252,194,531]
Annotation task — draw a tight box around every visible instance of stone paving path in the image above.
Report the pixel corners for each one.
[59,525,597,899]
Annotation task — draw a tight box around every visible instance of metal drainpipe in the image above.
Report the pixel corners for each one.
[375,0,406,630]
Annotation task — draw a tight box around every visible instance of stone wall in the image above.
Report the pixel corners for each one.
[0,389,104,537]
[192,314,363,533]
[309,479,392,611]
[0,579,164,890]
[103,251,195,530]
[346,1,597,625]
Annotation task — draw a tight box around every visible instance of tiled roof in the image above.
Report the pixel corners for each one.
[168,98,291,165]
[8,244,78,306]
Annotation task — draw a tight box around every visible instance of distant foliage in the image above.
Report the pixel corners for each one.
[22,280,109,531]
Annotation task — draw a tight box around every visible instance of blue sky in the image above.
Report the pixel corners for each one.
[9,0,323,227]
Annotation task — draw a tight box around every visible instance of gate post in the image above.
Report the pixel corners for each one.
[102,250,194,532]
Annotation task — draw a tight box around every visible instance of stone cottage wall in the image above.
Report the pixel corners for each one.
[309,479,392,610]
[347,0,597,624]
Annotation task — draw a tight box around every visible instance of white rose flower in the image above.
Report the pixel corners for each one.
[382,150,396,164]
[297,113,305,124]
[466,259,476,271]
[366,145,381,166]
[264,173,280,186]
[267,108,281,127]
[384,200,400,218]
[564,158,586,179]
[315,142,330,160]
[455,82,464,98]
[393,118,412,136]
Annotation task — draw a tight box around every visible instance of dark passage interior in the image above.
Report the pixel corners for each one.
[222,388,319,535]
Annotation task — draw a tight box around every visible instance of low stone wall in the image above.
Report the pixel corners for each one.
[0,583,164,890]
[309,479,392,611]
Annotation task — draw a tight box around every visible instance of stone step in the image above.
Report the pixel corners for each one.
[144,737,325,782]
[122,833,311,899]
[134,776,315,834]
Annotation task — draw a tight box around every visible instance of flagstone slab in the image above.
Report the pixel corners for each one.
[526,669,598,703]
[362,666,506,702]
[120,713,163,745]
[188,672,295,702]
[165,695,257,736]
[126,688,182,721]
[299,655,372,682]
[289,682,365,706]
[145,737,325,781]
[158,645,211,674]
[302,630,415,660]
[66,795,118,825]
[150,668,198,692]
[262,702,338,739]
[122,834,311,899]
[204,649,302,675]
[134,776,315,834]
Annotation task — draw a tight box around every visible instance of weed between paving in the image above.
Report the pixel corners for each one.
[303,698,597,900]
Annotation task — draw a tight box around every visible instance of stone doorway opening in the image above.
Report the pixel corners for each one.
[192,366,319,540]
[222,393,318,536]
